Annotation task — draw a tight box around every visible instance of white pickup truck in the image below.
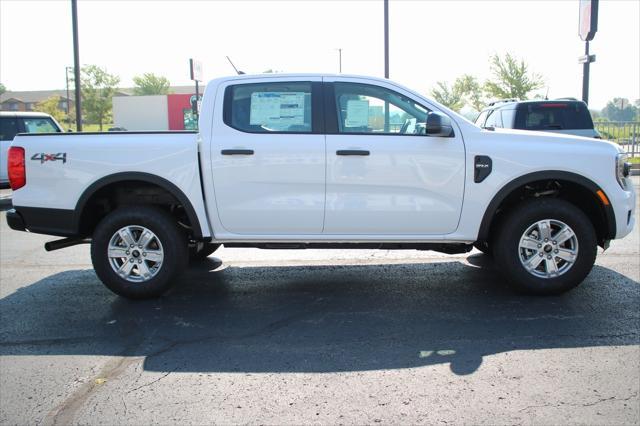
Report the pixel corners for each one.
[5,74,635,299]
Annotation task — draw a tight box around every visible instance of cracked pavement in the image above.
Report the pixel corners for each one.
[0,178,638,425]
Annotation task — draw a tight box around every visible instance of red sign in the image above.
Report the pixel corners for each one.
[579,0,598,41]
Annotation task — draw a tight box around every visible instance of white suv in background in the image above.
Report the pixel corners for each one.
[0,112,63,188]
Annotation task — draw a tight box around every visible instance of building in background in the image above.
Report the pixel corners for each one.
[0,90,75,112]
[1,86,202,130]
[112,91,202,131]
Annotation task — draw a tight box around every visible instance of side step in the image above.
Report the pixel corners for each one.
[223,242,473,255]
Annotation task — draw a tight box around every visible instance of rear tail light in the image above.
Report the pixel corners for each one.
[8,146,26,190]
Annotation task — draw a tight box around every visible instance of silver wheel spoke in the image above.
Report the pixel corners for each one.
[519,237,540,251]
[137,261,152,279]
[108,247,128,258]
[117,261,135,277]
[137,230,154,249]
[538,220,552,241]
[553,226,575,245]
[119,228,136,246]
[545,257,559,275]
[523,254,544,271]
[556,248,577,263]
[144,250,163,262]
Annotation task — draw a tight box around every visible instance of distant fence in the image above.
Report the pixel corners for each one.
[595,121,639,157]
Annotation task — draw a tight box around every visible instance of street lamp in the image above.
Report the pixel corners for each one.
[335,48,342,73]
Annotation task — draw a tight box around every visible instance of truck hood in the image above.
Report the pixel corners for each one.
[481,127,622,154]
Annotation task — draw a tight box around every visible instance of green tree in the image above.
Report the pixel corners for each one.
[484,53,544,100]
[432,75,484,112]
[0,83,6,96]
[35,96,66,124]
[453,74,484,111]
[78,65,120,131]
[601,98,638,122]
[431,81,464,111]
[132,73,171,95]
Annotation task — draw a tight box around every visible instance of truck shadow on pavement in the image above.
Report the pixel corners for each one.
[1,257,638,376]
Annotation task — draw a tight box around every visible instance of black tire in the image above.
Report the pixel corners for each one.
[189,243,221,261]
[493,198,597,295]
[91,206,188,299]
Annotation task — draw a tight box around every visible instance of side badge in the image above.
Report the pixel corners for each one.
[474,155,492,183]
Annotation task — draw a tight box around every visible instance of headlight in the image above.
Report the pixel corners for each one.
[616,153,630,189]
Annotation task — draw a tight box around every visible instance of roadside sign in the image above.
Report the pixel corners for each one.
[190,58,203,82]
[579,0,598,41]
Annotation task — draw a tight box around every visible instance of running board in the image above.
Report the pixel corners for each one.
[223,242,473,254]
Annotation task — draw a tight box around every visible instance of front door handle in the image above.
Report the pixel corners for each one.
[221,149,254,155]
[336,149,370,156]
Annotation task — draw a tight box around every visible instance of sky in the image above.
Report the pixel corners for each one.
[1,0,639,110]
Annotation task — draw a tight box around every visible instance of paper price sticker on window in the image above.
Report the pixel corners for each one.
[345,99,370,127]
[250,92,306,128]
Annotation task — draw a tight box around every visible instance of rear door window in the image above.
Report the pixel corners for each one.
[0,117,19,141]
[517,103,594,130]
[224,82,313,133]
[21,117,60,133]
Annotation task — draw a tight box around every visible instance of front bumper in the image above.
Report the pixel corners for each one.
[613,179,636,239]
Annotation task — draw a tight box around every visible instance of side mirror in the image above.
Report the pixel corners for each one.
[425,111,454,137]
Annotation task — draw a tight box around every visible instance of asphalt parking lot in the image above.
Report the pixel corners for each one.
[0,179,638,425]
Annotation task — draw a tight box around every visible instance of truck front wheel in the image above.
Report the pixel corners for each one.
[91,206,188,299]
[493,198,597,295]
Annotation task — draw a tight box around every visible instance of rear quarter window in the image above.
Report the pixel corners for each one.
[516,103,594,130]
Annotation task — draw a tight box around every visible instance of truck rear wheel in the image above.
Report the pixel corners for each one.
[91,206,188,299]
[493,198,597,295]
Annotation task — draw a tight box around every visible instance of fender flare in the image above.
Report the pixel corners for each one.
[74,172,204,239]
[477,170,616,242]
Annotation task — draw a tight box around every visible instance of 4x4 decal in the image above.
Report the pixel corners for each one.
[31,153,67,164]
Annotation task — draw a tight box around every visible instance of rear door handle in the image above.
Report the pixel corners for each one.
[221,149,254,155]
[336,150,370,156]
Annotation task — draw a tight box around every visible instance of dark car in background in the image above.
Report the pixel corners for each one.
[475,99,600,139]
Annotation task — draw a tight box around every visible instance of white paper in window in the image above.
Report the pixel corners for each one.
[250,92,306,127]
[345,99,370,127]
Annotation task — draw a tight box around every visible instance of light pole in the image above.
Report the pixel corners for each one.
[65,66,73,128]
[335,48,342,73]
[383,0,389,78]
[71,0,82,130]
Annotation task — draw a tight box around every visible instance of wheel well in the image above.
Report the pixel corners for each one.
[481,178,612,247]
[78,180,195,237]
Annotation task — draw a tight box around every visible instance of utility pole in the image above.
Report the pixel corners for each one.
[337,48,342,73]
[383,0,389,78]
[65,67,72,128]
[71,0,82,130]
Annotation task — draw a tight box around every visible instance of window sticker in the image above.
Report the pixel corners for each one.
[345,99,370,127]
[250,92,306,127]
